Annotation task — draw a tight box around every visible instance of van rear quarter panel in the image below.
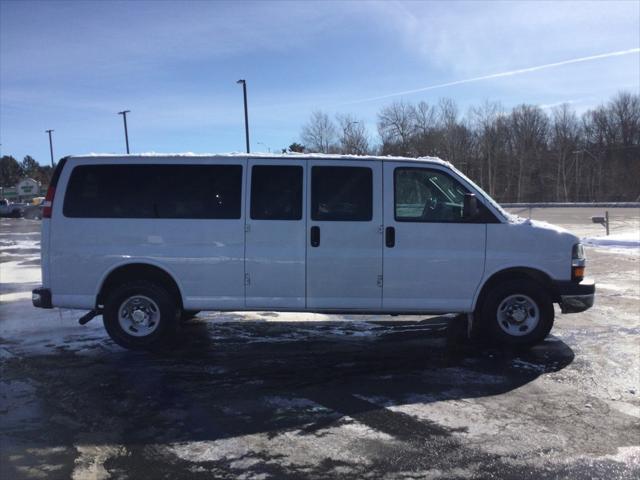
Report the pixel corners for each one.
[49,157,246,310]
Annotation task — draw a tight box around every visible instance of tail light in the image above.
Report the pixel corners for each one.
[572,243,586,281]
[42,186,55,218]
[42,156,68,219]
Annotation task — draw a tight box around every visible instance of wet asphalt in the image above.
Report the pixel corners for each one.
[1,210,639,479]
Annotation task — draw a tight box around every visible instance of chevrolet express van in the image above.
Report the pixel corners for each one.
[32,154,595,350]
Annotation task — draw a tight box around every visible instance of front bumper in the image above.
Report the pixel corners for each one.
[553,278,596,313]
[32,287,52,309]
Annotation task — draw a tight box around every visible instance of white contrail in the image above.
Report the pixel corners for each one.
[342,48,640,105]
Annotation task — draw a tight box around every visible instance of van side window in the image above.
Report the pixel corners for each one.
[394,168,471,222]
[250,165,303,220]
[311,166,372,221]
[63,164,243,219]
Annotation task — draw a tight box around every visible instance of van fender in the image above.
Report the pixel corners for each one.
[94,258,186,308]
[471,265,556,312]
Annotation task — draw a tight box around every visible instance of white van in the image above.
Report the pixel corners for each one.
[32,154,595,350]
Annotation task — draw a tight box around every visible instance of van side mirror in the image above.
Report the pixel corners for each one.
[463,193,479,219]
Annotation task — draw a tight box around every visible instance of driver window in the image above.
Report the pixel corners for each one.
[394,168,468,222]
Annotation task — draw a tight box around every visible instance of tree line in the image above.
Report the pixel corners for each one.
[2,91,637,202]
[0,155,54,188]
[296,91,640,202]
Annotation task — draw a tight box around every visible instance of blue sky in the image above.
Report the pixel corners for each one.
[1,0,639,164]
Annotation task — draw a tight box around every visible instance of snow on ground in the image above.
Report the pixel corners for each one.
[583,231,640,249]
[1,210,639,480]
[0,260,41,285]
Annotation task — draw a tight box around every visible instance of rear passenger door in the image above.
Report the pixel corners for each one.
[244,159,306,309]
[306,160,383,310]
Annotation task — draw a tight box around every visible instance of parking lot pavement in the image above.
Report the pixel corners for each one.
[1,210,639,479]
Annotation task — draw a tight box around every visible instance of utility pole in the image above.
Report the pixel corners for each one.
[118,110,131,154]
[45,130,54,167]
[236,80,250,153]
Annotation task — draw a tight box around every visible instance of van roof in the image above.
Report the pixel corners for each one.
[69,152,451,167]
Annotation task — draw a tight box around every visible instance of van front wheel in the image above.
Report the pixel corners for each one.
[480,280,554,347]
[103,280,179,350]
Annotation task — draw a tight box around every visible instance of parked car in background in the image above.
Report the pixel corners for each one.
[23,205,43,220]
[0,199,26,218]
[32,154,595,351]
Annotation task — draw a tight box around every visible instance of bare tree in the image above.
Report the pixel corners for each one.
[436,98,475,173]
[470,101,505,196]
[508,105,549,202]
[377,101,415,154]
[293,91,638,202]
[609,91,640,146]
[412,101,437,135]
[336,114,369,155]
[550,104,580,201]
[301,111,337,153]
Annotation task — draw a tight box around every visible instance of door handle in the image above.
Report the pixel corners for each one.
[385,226,395,248]
[310,226,320,247]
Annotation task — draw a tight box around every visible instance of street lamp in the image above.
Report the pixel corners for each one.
[45,130,54,167]
[236,79,250,153]
[257,141,271,153]
[118,110,131,154]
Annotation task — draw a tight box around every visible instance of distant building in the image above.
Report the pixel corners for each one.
[0,178,47,202]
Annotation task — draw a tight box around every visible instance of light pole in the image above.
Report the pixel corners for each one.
[45,130,54,167]
[236,79,250,153]
[118,110,131,154]
[257,141,270,153]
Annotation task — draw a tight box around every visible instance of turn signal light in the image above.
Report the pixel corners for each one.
[572,243,586,281]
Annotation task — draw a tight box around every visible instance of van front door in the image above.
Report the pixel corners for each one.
[382,163,486,312]
[306,161,383,310]
[244,160,306,309]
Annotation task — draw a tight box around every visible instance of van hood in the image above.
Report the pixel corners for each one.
[509,215,579,244]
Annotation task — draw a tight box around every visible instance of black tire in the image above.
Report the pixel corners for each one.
[103,280,180,350]
[480,279,554,347]
[180,310,200,322]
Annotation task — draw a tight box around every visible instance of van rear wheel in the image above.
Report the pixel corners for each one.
[103,280,179,350]
[480,279,554,347]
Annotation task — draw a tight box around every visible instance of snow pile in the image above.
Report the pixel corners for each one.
[582,231,640,249]
[0,260,41,284]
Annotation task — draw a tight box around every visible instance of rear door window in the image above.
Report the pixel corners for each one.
[311,166,372,221]
[250,165,303,220]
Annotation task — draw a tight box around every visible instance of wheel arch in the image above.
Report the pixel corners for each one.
[473,267,556,312]
[96,262,184,309]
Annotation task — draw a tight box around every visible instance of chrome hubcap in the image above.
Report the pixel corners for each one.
[497,294,539,336]
[118,295,160,337]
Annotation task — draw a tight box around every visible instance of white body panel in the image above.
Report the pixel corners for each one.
[383,161,486,312]
[49,156,246,311]
[43,153,580,315]
[40,218,52,288]
[244,159,307,309]
[484,220,575,282]
[305,159,383,310]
